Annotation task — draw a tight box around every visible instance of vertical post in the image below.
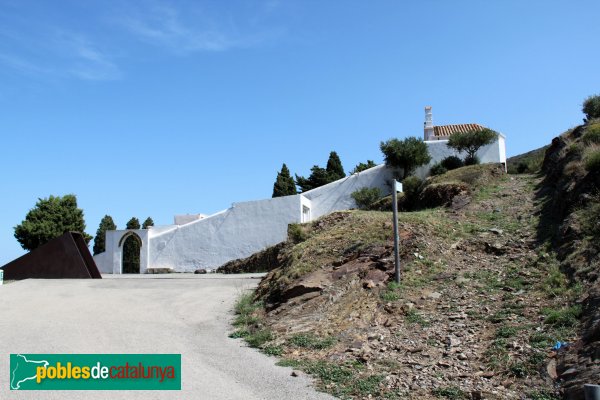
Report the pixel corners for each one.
[585,384,600,400]
[392,179,400,283]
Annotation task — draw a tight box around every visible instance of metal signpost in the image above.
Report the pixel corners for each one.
[392,180,402,283]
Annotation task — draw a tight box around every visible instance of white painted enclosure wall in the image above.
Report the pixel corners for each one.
[302,164,400,219]
[93,135,506,273]
[146,195,304,271]
[143,165,399,272]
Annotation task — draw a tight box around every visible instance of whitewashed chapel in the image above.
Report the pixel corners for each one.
[93,107,507,274]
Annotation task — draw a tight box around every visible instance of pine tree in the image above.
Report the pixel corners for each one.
[350,160,377,174]
[93,215,116,255]
[380,137,432,179]
[272,164,298,197]
[14,194,92,251]
[126,217,141,230]
[142,217,154,229]
[295,166,331,192]
[326,151,345,181]
[446,129,498,163]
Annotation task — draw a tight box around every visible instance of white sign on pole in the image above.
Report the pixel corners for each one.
[395,181,403,193]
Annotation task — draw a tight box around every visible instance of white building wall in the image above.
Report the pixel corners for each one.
[303,164,400,219]
[146,195,303,272]
[415,134,507,178]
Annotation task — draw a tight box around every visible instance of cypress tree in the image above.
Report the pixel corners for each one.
[93,215,116,255]
[272,164,298,197]
[126,217,141,230]
[295,151,346,192]
[142,217,154,229]
[326,151,345,181]
[295,166,330,192]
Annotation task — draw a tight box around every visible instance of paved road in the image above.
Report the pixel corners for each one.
[0,275,335,399]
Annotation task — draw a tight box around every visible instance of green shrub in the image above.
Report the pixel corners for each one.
[432,386,468,399]
[229,329,249,338]
[529,332,553,348]
[583,94,600,120]
[495,325,518,338]
[351,187,382,210]
[288,223,308,243]
[441,156,464,170]
[303,361,353,384]
[585,150,600,172]
[543,305,582,327]
[528,390,561,400]
[583,123,600,144]
[233,292,261,326]
[464,155,480,166]
[380,281,401,301]
[509,361,529,378]
[263,345,283,356]
[289,333,337,349]
[429,163,447,176]
[582,200,600,238]
[231,292,275,349]
[402,176,423,197]
[405,308,429,326]
[245,329,274,348]
[567,143,583,156]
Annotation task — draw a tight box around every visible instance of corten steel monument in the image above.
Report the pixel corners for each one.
[1,232,102,280]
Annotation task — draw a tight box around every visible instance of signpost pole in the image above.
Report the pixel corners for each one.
[392,180,401,283]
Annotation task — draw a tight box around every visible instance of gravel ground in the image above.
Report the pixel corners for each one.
[0,274,335,399]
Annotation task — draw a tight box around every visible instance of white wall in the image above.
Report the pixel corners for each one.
[94,135,506,274]
[303,164,401,219]
[415,134,507,178]
[93,229,149,274]
[174,214,206,225]
[93,251,112,274]
[143,165,401,272]
[146,195,304,272]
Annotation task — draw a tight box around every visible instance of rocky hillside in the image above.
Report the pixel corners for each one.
[506,145,548,174]
[535,121,600,399]
[229,162,591,399]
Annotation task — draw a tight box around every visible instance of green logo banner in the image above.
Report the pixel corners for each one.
[10,354,181,390]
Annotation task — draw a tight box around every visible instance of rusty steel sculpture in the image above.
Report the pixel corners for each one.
[0,232,102,280]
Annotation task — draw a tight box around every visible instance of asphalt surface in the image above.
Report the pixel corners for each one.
[0,274,335,399]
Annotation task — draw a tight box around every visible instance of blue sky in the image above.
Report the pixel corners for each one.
[1,0,599,265]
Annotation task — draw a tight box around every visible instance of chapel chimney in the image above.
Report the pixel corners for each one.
[424,106,434,140]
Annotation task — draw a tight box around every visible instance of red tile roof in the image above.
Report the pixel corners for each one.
[433,123,486,137]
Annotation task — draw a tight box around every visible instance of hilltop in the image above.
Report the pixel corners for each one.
[225,121,600,400]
